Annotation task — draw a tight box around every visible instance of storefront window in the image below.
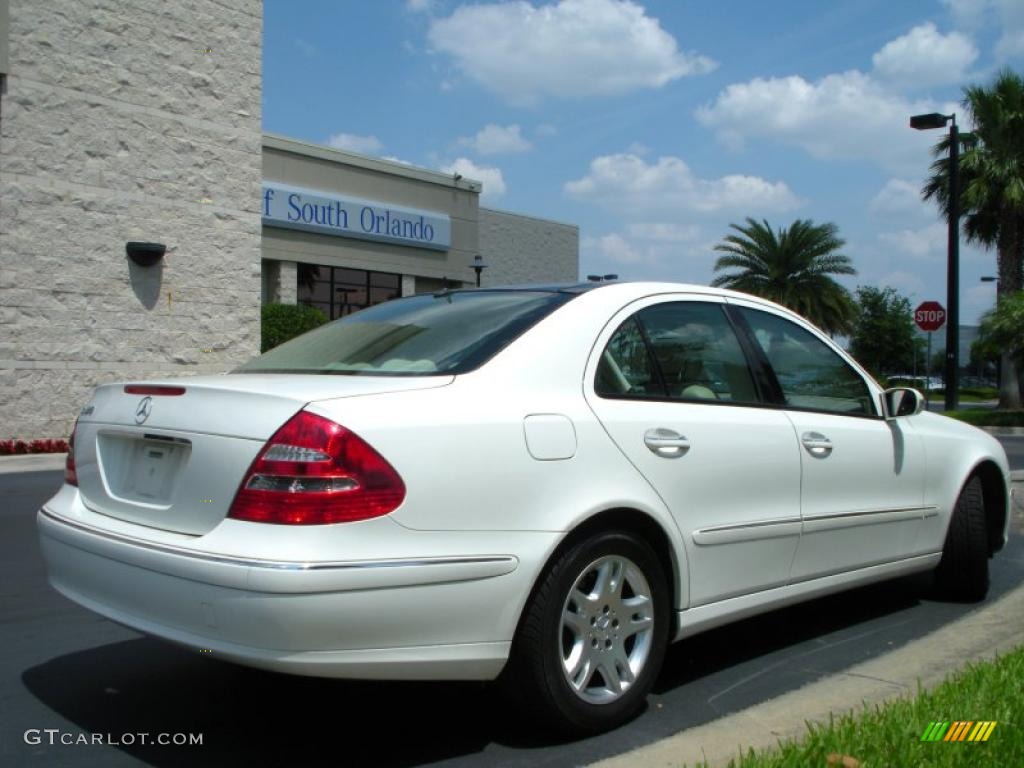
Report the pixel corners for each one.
[297,264,401,319]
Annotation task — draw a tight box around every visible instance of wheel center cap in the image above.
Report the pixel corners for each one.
[596,615,611,631]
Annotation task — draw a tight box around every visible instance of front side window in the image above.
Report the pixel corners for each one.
[237,290,573,376]
[737,307,874,416]
[595,301,759,403]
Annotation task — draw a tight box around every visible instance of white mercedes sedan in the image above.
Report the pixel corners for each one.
[39,282,1011,734]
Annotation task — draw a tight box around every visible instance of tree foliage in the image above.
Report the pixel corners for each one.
[973,290,1024,365]
[849,286,919,377]
[711,218,857,335]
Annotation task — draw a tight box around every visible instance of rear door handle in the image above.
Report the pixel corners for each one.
[801,431,833,458]
[644,428,690,458]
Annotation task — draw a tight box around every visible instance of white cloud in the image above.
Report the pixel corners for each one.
[458,124,532,155]
[326,133,384,155]
[995,0,1024,58]
[426,0,716,105]
[871,23,977,88]
[590,233,643,265]
[942,0,991,31]
[565,152,802,215]
[869,178,932,218]
[697,70,954,172]
[441,157,507,199]
[878,270,927,296]
[877,223,947,259]
[405,0,436,13]
[944,0,1024,59]
[628,222,701,242]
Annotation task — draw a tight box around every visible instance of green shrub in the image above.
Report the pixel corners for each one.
[943,409,1024,427]
[260,303,328,352]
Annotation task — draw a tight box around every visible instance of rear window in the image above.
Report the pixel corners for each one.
[235,290,574,376]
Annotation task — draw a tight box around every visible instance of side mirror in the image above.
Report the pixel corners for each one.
[884,387,925,419]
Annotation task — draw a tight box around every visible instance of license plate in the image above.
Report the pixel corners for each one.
[123,441,183,502]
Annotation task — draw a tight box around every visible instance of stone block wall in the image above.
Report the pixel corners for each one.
[0,0,263,438]
[478,208,579,287]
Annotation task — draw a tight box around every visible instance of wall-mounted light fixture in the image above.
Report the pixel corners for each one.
[126,241,166,267]
[471,254,489,287]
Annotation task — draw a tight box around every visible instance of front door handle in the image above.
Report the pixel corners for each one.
[644,428,690,458]
[801,431,833,458]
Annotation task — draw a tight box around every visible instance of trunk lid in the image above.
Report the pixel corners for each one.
[72,374,452,535]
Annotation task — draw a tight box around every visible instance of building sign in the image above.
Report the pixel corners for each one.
[261,182,450,251]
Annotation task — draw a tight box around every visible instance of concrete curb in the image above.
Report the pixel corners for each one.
[590,580,1024,768]
[0,453,67,475]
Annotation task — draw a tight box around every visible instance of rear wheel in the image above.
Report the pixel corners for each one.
[500,530,669,735]
[934,475,989,602]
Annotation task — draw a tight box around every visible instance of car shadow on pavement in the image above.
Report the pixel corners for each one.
[20,571,966,768]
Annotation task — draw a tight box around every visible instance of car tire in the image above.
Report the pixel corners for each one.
[499,530,670,736]
[934,475,989,602]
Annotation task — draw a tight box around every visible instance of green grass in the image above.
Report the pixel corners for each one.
[696,645,1024,767]
[942,409,1024,427]
[924,387,998,403]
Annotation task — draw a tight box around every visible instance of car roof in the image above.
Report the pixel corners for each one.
[443,280,787,309]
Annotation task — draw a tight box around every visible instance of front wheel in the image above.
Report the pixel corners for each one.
[500,530,670,735]
[934,475,989,602]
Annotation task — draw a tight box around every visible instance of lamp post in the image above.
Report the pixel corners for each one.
[910,112,960,411]
[471,255,488,288]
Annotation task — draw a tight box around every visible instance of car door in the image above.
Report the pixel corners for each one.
[729,302,927,582]
[584,296,802,607]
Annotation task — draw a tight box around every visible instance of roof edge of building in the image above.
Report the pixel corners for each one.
[480,205,579,230]
[262,133,482,194]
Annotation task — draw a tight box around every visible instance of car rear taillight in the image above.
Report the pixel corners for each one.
[65,419,78,487]
[228,411,406,525]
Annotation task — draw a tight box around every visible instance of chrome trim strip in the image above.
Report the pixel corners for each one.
[802,505,938,523]
[692,517,802,546]
[39,507,515,572]
[695,516,803,535]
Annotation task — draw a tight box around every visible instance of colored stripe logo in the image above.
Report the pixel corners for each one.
[920,721,997,741]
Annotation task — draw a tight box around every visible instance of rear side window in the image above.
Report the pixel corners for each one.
[737,307,874,416]
[236,290,574,376]
[596,301,759,404]
[595,318,661,396]
[638,302,759,403]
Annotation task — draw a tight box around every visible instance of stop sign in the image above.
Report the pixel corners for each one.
[915,301,946,332]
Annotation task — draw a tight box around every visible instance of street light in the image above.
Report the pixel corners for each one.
[911,111,960,411]
[471,255,488,288]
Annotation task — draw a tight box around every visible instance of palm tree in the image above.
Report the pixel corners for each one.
[923,69,1024,409]
[711,218,857,335]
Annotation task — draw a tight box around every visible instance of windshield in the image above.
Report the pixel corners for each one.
[235,290,575,376]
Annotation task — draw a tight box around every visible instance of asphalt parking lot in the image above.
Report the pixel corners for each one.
[1,465,1021,768]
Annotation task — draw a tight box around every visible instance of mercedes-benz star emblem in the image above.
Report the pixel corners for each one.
[135,396,154,425]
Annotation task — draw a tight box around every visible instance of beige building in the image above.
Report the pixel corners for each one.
[0,1,578,439]
[261,135,578,318]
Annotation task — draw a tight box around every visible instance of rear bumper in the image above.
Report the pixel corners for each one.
[38,504,552,681]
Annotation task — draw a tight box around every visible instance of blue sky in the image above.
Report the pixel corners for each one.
[263,0,1024,323]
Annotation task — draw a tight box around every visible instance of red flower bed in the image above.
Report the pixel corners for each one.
[0,439,70,455]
